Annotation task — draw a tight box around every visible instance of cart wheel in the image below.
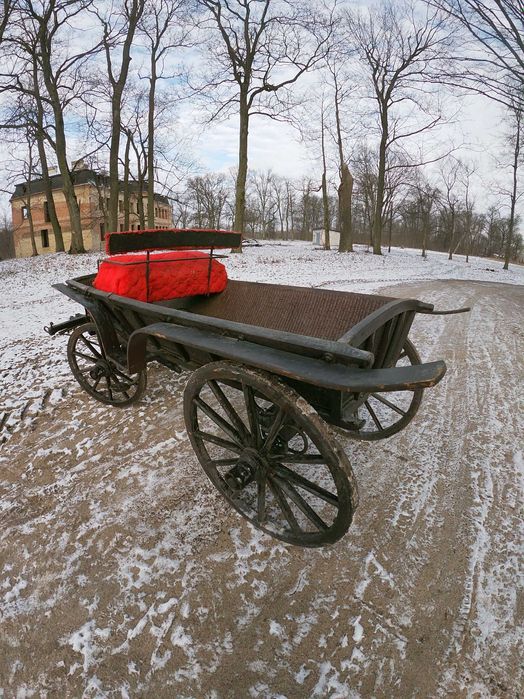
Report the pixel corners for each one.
[350,339,424,441]
[184,361,358,547]
[67,322,146,406]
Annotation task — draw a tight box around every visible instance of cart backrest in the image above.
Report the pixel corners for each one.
[105,228,241,255]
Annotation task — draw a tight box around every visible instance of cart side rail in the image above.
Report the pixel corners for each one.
[341,298,433,347]
[62,279,375,369]
[127,322,447,393]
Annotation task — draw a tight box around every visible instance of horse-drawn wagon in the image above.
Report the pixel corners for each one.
[46,229,466,547]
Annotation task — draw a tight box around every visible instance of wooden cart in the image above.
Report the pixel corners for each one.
[46,229,467,547]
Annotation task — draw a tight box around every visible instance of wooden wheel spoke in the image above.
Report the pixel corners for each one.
[273,474,328,531]
[92,376,102,391]
[243,384,260,446]
[195,429,243,454]
[195,396,244,446]
[209,380,249,439]
[267,475,300,532]
[263,407,286,452]
[398,351,407,360]
[364,400,383,430]
[272,463,339,507]
[80,334,102,358]
[370,392,407,416]
[257,472,267,523]
[212,457,239,467]
[106,377,114,401]
[74,350,98,363]
[111,367,136,383]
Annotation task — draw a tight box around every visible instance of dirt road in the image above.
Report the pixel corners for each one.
[1,280,522,698]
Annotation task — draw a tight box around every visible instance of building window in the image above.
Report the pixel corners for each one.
[131,224,135,230]
[44,201,50,222]
[137,224,141,230]
[155,207,158,217]
[21,205,28,219]
[99,222,105,240]
[119,200,124,213]
[119,224,124,232]
[41,229,49,248]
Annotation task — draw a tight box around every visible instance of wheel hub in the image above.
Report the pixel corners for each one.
[224,448,269,491]
[89,360,111,380]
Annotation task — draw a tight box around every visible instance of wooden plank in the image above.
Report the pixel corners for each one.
[127,322,447,393]
[106,229,241,254]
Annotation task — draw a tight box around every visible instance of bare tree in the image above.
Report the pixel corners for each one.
[351,145,377,248]
[98,0,145,233]
[326,56,354,252]
[346,1,452,254]
[412,175,439,257]
[3,1,99,253]
[456,161,476,262]
[501,100,522,269]
[320,101,331,250]
[0,47,65,250]
[438,157,462,259]
[186,173,229,229]
[196,0,333,249]
[0,0,14,45]
[429,0,524,107]
[139,0,191,228]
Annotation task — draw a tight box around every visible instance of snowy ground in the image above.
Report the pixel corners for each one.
[1,242,523,697]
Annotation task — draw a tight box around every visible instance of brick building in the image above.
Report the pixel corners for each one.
[10,164,173,257]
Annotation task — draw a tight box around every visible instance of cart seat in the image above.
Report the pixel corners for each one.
[170,280,395,342]
[93,251,227,303]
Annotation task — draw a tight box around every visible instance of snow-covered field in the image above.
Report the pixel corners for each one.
[1,241,523,346]
[1,242,523,697]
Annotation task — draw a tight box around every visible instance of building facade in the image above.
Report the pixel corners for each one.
[10,165,173,257]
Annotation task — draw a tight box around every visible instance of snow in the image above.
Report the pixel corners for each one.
[0,241,522,697]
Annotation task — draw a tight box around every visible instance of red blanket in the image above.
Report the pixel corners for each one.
[93,251,227,302]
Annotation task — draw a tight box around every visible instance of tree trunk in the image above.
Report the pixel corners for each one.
[504,111,520,270]
[447,208,455,260]
[387,203,393,253]
[33,64,64,252]
[147,56,157,229]
[322,172,330,250]
[25,200,38,256]
[123,135,131,231]
[108,95,123,233]
[320,111,330,250]
[334,79,353,253]
[338,164,353,252]
[106,1,143,232]
[372,118,388,255]
[137,178,146,229]
[37,147,64,252]
[40,45,84,252]
[233,93,248,251]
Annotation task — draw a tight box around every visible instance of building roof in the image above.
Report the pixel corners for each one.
[10,167,170,205]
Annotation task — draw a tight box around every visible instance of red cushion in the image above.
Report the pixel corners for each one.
[93,251,227,302]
